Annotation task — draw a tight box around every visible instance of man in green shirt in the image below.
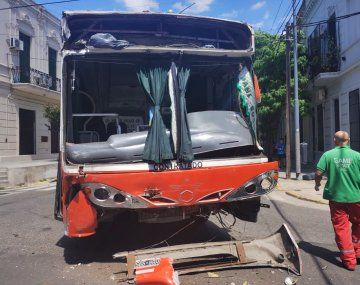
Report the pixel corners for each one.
[315,131,360,271]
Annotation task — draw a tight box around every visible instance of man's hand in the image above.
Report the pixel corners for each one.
[315,169,323,192]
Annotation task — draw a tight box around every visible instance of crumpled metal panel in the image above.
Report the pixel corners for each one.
[114,224,302,282]
[61,11,254,55]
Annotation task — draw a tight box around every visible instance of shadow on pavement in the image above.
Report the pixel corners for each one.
[298,241,342,267]
[269,198,336,285]
[56,218,231,265]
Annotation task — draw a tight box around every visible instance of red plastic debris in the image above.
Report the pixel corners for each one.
[135,257,180,285]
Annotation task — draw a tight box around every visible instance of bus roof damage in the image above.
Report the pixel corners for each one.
[61,11,254,57]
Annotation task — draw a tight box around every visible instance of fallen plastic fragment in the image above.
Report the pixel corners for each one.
[207,272,219,278]
[135,257,180,285]
[284,276,298,285]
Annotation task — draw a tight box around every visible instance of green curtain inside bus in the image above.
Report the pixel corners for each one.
[177,67,193,162]
[137,67,173,163]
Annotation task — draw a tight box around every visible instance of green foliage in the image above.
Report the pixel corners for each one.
[254,30,310,149]
[44,104,60,131]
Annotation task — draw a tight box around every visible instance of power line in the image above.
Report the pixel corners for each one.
[270,0,285,33]
[275,0,301,37]
[179,2,195,14]
[274,2,293,36]
[256,2,292,59]
[298,10,360,27]
[0,0,79,11]
[271,0,301,56]
[268,3,294,56]
[273,2,359,51]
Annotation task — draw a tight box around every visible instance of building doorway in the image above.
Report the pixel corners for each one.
[349,89,360,151]
[19,109,36,155]
[51,129,59,154]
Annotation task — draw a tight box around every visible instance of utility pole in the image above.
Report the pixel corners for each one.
[285,24,292,179]
[292,0,301,178]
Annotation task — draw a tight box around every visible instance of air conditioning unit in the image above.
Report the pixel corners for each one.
[9,38,24,51]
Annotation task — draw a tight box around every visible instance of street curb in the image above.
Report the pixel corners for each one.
[0,179,56,192]
[285,191,328,205]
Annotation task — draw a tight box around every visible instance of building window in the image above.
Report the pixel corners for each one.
[307,13,340,78]
[349,89,360,151]
[19,32,31,83]
[328,13,337,47]
[317,104,324,151]
[48,47,57,91]
[334,98,340,132]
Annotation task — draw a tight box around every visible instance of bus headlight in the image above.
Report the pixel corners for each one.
[226,170,277,202]
[82,183,148,209]
[94,187,110,200]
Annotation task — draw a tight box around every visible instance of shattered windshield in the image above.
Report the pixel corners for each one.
[64,54,261,165]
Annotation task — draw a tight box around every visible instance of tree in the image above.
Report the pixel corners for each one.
[253,30,310,157]
[44,104,60,132]
[44,104,60,153]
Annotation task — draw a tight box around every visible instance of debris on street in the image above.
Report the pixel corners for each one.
[114,224,302,283]
[207,272,219,278]
[284,276,298,285]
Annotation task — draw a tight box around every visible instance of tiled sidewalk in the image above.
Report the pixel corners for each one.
[276,175,328,205]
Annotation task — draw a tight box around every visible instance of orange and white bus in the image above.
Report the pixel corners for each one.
[54,11,278,238]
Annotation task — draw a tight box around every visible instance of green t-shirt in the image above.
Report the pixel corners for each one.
[317,145,360,203]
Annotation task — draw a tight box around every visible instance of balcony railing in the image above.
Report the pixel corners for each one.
[11,66,61,92]
[307,21,340,78]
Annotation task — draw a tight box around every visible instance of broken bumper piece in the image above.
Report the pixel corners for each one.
[114,224,302,283]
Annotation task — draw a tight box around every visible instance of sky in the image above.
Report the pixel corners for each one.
[44,0,295,33]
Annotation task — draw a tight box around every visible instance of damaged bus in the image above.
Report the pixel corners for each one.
[55,11,279,238]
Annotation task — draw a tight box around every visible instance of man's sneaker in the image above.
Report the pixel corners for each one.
[342,261,356,271]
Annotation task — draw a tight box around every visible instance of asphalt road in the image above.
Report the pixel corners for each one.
[0,186,359,285]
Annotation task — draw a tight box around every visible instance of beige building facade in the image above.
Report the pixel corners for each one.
[0,0,61,162]
[299,0,360,162]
